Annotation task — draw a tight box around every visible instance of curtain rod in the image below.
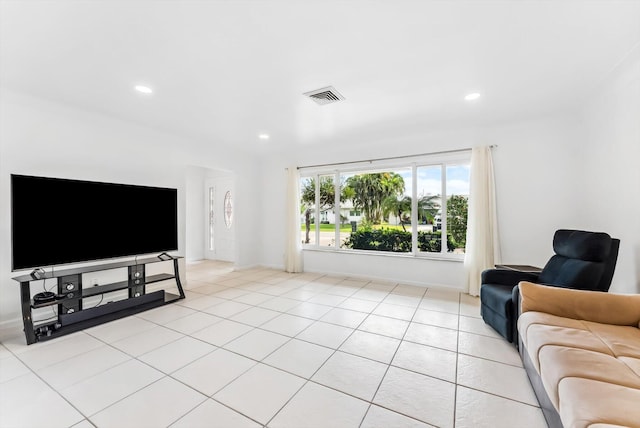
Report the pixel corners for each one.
[296,145,497,170]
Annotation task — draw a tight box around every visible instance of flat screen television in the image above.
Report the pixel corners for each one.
[11,174,178,271]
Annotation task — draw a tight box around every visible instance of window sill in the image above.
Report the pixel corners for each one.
[301,246,465,262]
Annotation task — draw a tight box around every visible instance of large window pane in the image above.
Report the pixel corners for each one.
[300,177,316,245]
[300,154,470,258]
[416,165,443,253]
[446,164,470,253]
[339,172,357,248]
[318,174,337,247]
[341,169,412,253]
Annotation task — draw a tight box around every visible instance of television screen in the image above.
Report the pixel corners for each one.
[11,174,178,271]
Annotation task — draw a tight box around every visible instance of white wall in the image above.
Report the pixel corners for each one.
[579,45,640,294]
[0,90,260,332]
[484,116,585,266]
[185,166,206,262]
[259,115,584,288]
[185,166,239,263]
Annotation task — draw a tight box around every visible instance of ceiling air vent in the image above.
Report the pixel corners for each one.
[303,86,345,105]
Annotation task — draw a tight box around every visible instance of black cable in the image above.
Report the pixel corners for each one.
[90,294,104,309]
[36,278,57,320]
[34,314,59,324]
[47,266,56,292]
[40,266,57,318]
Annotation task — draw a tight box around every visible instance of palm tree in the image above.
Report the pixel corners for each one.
[382,195,412,231]
[416,194,440,225]
[346,172,405,224]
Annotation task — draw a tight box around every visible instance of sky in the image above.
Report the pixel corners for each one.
[400,164,470,198]
[301,163,470,201]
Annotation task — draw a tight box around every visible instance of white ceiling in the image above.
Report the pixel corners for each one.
[1,1,639,154]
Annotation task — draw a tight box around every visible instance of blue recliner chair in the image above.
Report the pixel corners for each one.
[480,229,620,343]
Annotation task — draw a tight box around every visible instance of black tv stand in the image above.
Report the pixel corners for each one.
[12,256,185,345]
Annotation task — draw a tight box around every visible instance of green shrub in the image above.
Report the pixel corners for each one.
[417,231,455,252]
[342,229,455,253]
[342,228,412,252]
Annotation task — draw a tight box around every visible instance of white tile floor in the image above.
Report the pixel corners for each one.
[0,260,548,428]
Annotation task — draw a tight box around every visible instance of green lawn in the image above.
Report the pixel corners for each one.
[301,223,351,232]
[301,223,406,232]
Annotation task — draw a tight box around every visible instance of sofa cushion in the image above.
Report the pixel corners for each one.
[518,312,613,371]
[519,311,587,342]
[519,282,640,326]
[586,321,640,357]
[589,425,637,428]
[558,378,640,428]
[589,425,635,428]
[619,356,640,377]
[518,282,640,428]
[538,345,640,409]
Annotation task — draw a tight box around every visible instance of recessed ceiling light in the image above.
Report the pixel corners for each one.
[258,134,270,140]
[464,92,481,101]
[135,85,153,94]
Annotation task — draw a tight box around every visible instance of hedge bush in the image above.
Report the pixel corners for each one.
[417,231,455,253]
[342,229,455,253]
[341,228,411,252]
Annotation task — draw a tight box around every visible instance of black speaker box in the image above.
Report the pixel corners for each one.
[57,274,82,314]
[129,265,144,281]
[59,299,81,314]
[58,274,81,295]
[128,265,146,298]
[129,285,145,298]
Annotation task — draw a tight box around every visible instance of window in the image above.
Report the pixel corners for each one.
[300,174,338,247]
[339,168,412,253]
[299,152,470,257]
[223,191,233,229]
[445,164,470,254]
[300,177,317,245]
[209,187,215,251]
[415,165,441,253]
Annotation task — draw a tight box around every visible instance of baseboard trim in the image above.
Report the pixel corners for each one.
[0,318,23,342]
[303,267,465,292]
[233,263,464,291]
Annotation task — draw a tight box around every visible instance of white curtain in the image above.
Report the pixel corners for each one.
[464,146,500,296]
[284,167,303,273]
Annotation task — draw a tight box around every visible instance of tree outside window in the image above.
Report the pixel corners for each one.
[299,157,469,256]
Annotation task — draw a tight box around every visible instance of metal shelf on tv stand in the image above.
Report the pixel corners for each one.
[12,254,185,345]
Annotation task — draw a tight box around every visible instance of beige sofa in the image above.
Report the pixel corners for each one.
[517,281,640,428]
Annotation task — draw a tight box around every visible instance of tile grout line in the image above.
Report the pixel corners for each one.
[262,278,380,427]
[358,284,428,428]
[211,267,543,417]
[3,336,96,427]
[162,272,378,427]
[80,328,211,425]
[453,292,462,428]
